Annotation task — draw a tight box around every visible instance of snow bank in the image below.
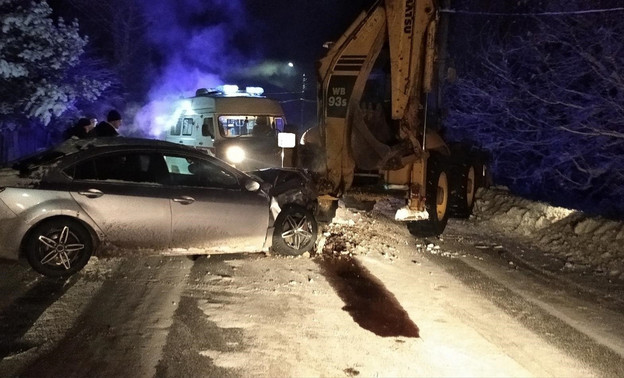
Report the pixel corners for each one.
[473,187,624,280]
[321,186,623,282]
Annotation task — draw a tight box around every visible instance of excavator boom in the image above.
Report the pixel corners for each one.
[317,0,438,194]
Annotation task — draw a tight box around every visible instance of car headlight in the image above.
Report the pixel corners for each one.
[225,146,246,164]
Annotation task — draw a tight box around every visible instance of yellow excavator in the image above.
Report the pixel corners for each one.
[301,0,486,236]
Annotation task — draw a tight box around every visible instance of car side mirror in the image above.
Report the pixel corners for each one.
[244,179,261,192]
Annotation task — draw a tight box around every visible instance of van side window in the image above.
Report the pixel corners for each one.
[170,120,182,136]
[202,117,214,139]
[181,118,194,136]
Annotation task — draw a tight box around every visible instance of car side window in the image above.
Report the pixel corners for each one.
[68,152,169,184]
[164,154,239,189]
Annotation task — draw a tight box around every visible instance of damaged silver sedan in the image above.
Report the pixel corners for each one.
[0,138,317,277]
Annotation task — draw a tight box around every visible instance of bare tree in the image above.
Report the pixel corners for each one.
[444,5,624,217]
[63,0,153,102]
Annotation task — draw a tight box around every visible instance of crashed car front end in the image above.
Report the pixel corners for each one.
[249,167,318,213]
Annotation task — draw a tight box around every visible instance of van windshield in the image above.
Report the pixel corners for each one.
[218,115,276,138]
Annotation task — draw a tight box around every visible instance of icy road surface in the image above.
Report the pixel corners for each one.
[0,196,623,377]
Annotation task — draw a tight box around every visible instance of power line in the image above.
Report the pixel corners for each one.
[440,7,624,16]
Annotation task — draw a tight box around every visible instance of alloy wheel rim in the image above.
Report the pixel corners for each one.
[37,226,85,270]
[281,213,313,250]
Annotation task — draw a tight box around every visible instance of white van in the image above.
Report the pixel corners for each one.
[165,86,296,171]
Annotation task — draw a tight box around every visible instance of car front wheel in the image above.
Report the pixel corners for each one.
[272,205,317,256]
[24,218,94,278]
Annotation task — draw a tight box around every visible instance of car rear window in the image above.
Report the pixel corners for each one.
[12,150,65,175]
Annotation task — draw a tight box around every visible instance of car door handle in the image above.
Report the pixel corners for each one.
[78,189,104,198]
[173,196,195,205]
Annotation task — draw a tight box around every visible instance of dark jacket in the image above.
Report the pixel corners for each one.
[64,125,89,139]
[89,121,119,137]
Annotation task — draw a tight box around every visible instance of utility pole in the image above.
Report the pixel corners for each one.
[300,73,307,127]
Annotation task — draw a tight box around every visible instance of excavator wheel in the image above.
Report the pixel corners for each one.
[407,158,450,237]
[448,162,477,218]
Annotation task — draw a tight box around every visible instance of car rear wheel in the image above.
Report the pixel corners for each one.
[272,205,317,256]
[24,218,93,278]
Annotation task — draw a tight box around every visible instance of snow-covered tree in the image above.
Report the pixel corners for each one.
[0,0,110,126]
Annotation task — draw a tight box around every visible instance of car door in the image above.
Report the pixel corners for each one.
[66,150,172,250]
[164,153,270,252]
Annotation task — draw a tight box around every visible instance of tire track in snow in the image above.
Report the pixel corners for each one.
[425,250,624,377]
[0,257,121,377]
[16,256,193,378]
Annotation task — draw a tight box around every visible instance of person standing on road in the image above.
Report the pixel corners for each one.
[89,109,123,137]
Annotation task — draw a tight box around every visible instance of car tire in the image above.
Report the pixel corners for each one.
[24,218,94,278]
[407,158,450,237]
[272,205,318,256]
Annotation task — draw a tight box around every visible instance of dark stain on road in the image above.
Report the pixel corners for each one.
[316,232,419,338]
[0,276,76,359]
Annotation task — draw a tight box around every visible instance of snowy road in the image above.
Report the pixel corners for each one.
[0,206,623,377]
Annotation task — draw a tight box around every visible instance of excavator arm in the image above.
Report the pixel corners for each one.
[310,0,486,236]
[317,0,439,195]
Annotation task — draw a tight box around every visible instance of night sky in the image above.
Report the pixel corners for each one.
[142,0,377,94]
[44,0,377,132]
[243,0,377,65]
[45,0,376,95]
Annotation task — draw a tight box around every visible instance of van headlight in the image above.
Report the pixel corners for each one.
[225,146,246,164]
